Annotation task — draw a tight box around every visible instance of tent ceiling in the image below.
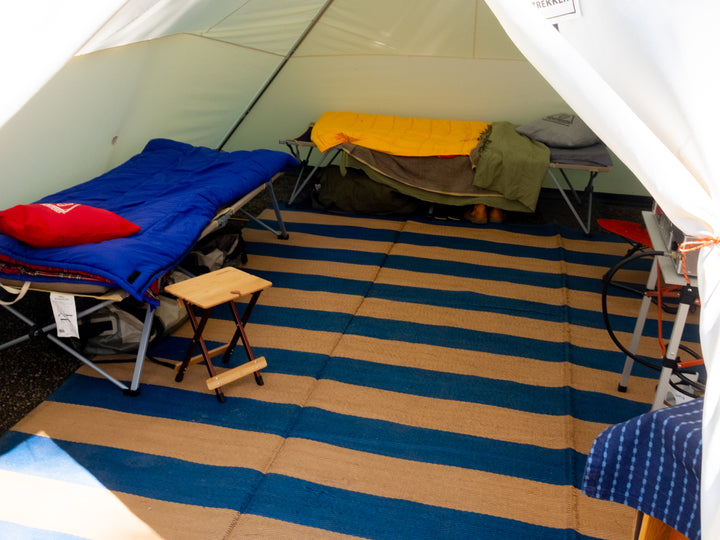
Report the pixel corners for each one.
[80,0,524,60]
[81,0,329,56]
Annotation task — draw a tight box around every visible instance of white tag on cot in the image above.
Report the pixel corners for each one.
[50,292,79,338]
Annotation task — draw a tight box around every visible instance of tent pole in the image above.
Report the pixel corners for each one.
[217,0,336,151]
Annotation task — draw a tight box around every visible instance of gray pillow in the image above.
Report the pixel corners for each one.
[516,113,600,148]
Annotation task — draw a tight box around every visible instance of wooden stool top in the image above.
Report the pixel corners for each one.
[165,267,272,309]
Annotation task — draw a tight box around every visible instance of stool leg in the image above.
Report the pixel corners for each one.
[176,305,226,402]
[223,292,264,386]
[175,302,206,383]
[219,293,258,364]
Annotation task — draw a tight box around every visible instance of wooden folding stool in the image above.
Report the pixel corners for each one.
[165,266,271,402]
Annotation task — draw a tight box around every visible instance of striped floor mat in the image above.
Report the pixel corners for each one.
[1,207,696,539]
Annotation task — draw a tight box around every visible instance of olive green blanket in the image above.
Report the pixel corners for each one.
[341,121,550,212]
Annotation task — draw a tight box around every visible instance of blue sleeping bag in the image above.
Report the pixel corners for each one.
[0,138,297,303]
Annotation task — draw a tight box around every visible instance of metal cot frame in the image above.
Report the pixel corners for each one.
[281,124,610,235]
[0,175,289,395]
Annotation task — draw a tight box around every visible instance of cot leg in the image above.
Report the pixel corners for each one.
[547,167,599,236]
[558,168,582,204]
[286,144,314,202]
[264,181,289,239]
[45,333,131,391]
[287,148,341,205]
[583,172,598,235]
[125,304,156,396]
[547,168,590,235]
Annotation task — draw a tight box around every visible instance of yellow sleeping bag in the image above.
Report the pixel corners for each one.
[310,111,490,157]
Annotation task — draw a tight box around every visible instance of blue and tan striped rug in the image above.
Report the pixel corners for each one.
[1,207,684,539]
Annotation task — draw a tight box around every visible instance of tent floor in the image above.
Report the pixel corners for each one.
[0,172,651,435]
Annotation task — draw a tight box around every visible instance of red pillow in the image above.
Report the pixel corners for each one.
[0,203,141,248]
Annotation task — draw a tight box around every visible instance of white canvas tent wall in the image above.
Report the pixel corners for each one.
[0,0,646,210]
[2,0,717,535]
[484,2,720,537]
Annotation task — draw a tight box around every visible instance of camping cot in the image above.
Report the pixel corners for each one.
[282,112,612,233]
[0,138,297,395]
